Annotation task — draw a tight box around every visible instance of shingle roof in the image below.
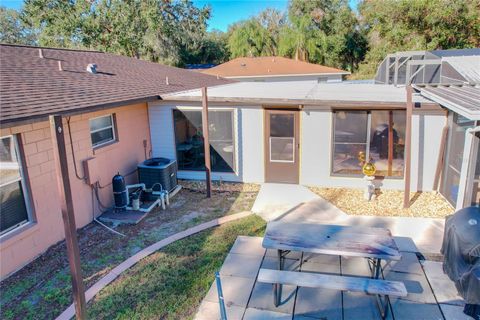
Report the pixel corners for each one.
[201,56,349,78]
[0,44,229,126]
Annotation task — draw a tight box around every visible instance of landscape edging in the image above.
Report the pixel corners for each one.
[55,211,252,320]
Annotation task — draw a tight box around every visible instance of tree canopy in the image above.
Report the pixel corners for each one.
[1,0,479,76]
[17,0,225,66]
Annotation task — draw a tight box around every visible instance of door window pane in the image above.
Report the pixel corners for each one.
[270,137,294,162]
[270,114,294,137]
[1,136,30,235]
[173,109,235,173]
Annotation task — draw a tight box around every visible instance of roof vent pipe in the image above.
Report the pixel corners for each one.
[38,49,43,58]
[165,76,169,85]
[58,61,63,71]
[86,63,97,74]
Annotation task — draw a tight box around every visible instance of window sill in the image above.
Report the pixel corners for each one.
[92,140,119,153]
[0,222,38,247]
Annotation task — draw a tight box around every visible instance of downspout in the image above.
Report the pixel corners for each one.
[456,126,480,210]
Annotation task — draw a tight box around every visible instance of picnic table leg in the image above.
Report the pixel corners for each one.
[274,249,284,307]
[370,258,390,319]
[369,258,382,279]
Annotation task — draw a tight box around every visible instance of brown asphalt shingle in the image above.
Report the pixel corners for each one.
[201,56,350,78]
[0,44,230,126]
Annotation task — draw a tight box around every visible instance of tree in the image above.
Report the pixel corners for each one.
[181,30,230,65]
[21,0,214,66]
[355,0,480,79]
[227,8,286,58]
[278,0,367,71]
[0,6,36,45]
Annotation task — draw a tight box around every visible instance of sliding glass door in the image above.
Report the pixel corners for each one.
[440,113,476,207]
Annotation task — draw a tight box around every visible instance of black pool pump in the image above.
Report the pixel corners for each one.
[112,173,128,209]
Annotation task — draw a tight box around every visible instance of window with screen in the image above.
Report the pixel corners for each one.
[332,110,406,177]
[89,114,116,148]
[1,135,31,236]
[173,109,235,173]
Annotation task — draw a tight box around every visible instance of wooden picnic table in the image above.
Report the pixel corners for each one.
[263,221,401,285]
[260,221,404,318]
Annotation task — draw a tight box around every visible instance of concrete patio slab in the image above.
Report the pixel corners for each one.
[340,256,372,277]
[302,253,340,266]
[301,260,340,275]
[243,307,292,320]
[266,249,303,260]
[262,256,301,272]
[393,236,419,252]
[195,235,464,320]
[294,287,342,320]
[195,300,246,320]
[248,281,297,314]
[440,304,472,320]
[230,236,266,256]
[383,251,424,275]
[220,253,264,279]
[422,261,464,306]
[205,275,256,307]
[343,291,393,320]
[252,184,322,221]
[389,299,444,320]
[384,271,437,304]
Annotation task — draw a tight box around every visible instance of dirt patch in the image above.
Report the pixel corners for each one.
[310,187,454,218]
[0,180,259,320]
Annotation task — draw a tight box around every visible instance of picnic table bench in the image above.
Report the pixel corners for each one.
[258,221,407,319]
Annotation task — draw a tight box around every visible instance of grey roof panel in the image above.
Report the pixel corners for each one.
[430,48,480,58]
[415,85,480,120]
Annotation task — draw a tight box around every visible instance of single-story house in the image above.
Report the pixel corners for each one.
[1,44,478,279]
[200,56,350,84]
[153,55,480,211]
[0,44,228,278]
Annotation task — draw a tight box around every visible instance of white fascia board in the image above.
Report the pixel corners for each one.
[224,72,350,79]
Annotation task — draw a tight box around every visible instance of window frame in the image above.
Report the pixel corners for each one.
[172,107,237,174]
[0,134,34,238]
[330,109,405,179]
[89,114,117,149]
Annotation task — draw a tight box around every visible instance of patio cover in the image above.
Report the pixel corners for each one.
[414,85,480,120]
[162,82,435,107]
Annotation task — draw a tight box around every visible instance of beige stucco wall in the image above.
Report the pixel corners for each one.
[0,102,151,279]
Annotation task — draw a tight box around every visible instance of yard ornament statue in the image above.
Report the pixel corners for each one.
[362,162,376,201]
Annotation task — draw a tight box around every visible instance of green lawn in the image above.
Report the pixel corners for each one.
[1,182,259,320]
[87,215,266,319]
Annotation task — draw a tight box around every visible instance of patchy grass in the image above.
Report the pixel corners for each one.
[310,187,454,218]
[87,215,266,319]
[0,181,259,320]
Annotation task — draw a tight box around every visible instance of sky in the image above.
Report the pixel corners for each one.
[2,0,359,32]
